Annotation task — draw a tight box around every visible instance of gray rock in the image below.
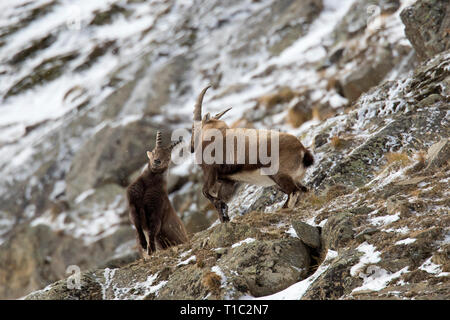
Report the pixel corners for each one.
[25,272,103,300]
[302,249,363,299]
[292,220,321,249]
[401,0,450,60]
[425,138,450,171]
[218,238,310,297]
[206,222,259,248]
[328,0,400,44]
[229,0,324,58]
[340,46,394,102]
[355,228,380,242]
[65,119,163,201]
[322,212,355,251]
[183,211,213,235]
[99,252,140,269]
[3,0,450,302]
[0,224,135,299]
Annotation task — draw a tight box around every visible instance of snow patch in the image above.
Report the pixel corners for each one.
[177,255,196,266]
[74,189,95,204]
[352,266,409,293]
[211,265,227,288]
[419,257,450,277]
[370,213,400,227]
[350,242,381,277]
[395,238,416,245]
[231,238,256,248]
[286,226,299,238]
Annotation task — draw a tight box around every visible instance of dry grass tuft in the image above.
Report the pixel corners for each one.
[202,272,222,295]
[257,87,295,109]
[385,152,412,167]
[312,106,321,121]
[195,256,205,268]
[413,150,427,164]
[287,107,309,128]
[330,135,343,149]
[307,193,328,208]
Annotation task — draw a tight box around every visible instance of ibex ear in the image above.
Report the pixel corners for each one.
[202,113,211,122]
[146,151,152,160]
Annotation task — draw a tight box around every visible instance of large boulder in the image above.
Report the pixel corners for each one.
[322,212,355,251]
[302,249,363,299]
[292,220,321,250]
[401,0,450,60]
[340,46,395,102]
[0,223,136,299]
[218,238,310,297]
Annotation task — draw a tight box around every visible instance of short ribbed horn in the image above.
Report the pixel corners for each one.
[156,131,162,148]
[214,107,232,120]
[194,85,211,121]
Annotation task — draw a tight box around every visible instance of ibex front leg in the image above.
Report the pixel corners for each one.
[129,205,147,251]
[142,209,162,256]
[202,169,230,222]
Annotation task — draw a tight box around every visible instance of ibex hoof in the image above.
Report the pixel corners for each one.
[287,191,301,209]
[218,202,229,222]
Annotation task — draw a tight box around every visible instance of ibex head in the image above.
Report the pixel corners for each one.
[190,85,232,153]
[147,131,182,172]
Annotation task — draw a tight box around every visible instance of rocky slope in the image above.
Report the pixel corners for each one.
[0,0,448,299]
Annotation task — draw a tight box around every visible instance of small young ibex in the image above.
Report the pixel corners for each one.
[126,131,188,256]
[191,86,314,222]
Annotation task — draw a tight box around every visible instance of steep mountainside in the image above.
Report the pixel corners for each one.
[0,0,448,299]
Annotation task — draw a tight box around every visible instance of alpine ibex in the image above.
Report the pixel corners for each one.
[127,131,188,256]
[191,86,314,222]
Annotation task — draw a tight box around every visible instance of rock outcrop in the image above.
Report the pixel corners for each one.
[25,48,450,300]
[401,0,450,60]
[0,0,448,300]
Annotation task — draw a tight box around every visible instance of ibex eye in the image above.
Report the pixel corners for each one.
[154,159,161,165]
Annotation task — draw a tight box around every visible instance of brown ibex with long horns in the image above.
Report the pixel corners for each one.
[191,86,314,222]
[127,131,188,256]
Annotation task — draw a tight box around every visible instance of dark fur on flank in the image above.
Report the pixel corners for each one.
[126,132,188,256]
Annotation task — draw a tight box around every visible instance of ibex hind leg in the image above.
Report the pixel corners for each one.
[129,206,148,251]
[269,174,299,209]
[202,171,230,222]
[216,201,229,222]
[205,192,229,222]
[287,182,309,208]
[295,182,308,192]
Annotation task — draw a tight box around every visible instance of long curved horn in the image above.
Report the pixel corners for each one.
[156,131,162,148]
[194,85,211,121]
[169,137,183,150]
[214,107,232,120]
